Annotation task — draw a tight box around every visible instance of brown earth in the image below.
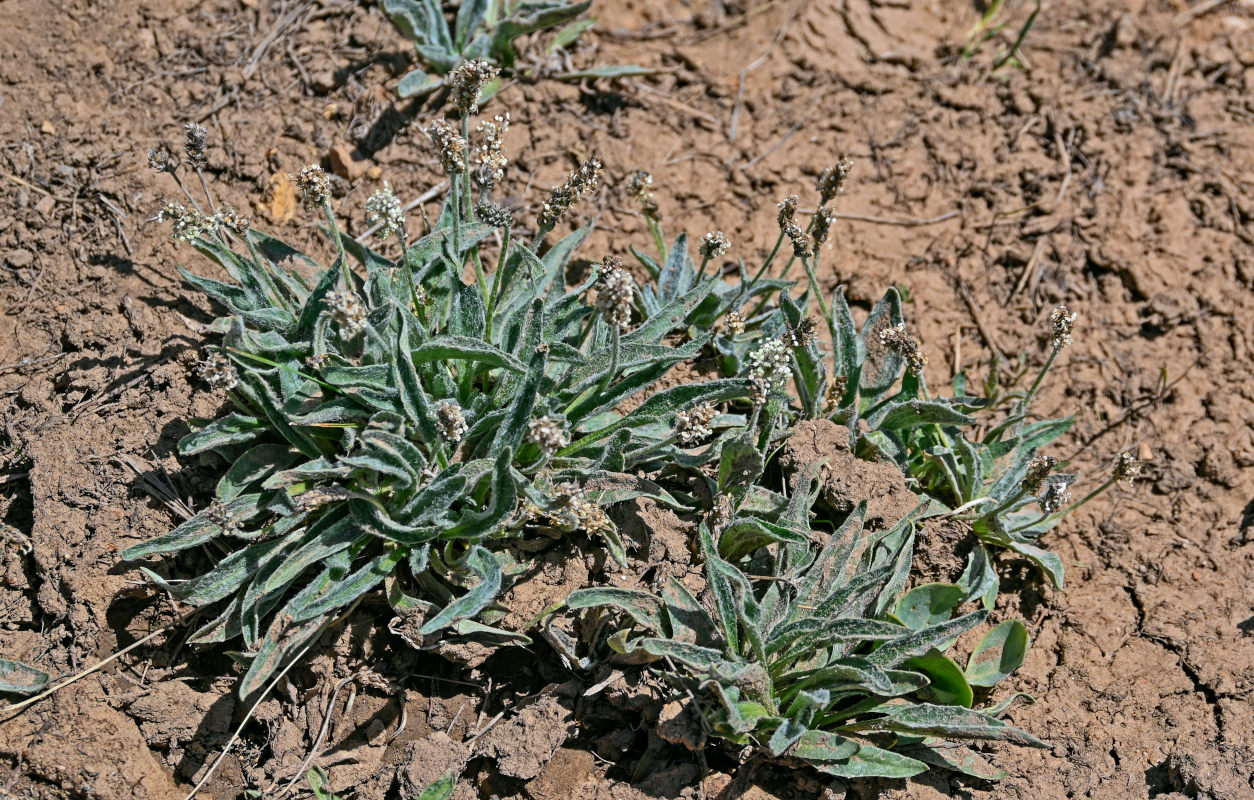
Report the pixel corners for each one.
[1,0,1253,799]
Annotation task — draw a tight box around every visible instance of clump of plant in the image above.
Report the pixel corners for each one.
[126,76,749,698]
[625,155,1138,605]
[568,401,1045,779]
[382,0,650,100]
[791,286,1140,604]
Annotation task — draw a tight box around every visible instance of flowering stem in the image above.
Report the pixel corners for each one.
[694,254,712,285]
[322,202,352,289]
[646,214,666,263]
[739,231,786,310]
[487,225,513,326]
[225,348,336,392]
[1021,347,1058,412]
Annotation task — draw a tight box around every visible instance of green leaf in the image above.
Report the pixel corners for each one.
[893,583,965,630]
[718,434,764,495]
[809,741,927,779]
[857,287,904,398]
[965,620,1029,687]
[877,400,976,430]
[869,703,1047,747]
[903,743,1007,781]
[179,414,265,455]
[641,638,727,671]
[903,648,974,707]
[411,336,525,373]
[122,494,269,559]
[1005,539,1065,588]
[567,587,667,633]
[419,545,503,634]
[216,444,298,501]
[0,658,50,695]
[866,610,988,667]
[416,773,456,800]
[547,17,595,51]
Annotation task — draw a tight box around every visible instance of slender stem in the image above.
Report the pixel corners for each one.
[577,312,599,349]
[193,166,217,214]
[1022,348,1058,412]
[694,254,712,285]
[488,225,513,313]
[322,202,352,289]
[226,347,337,391]
[626,433,679,463]
[740,231,786,306]
[167,169,205,215]
[646,214,666,263]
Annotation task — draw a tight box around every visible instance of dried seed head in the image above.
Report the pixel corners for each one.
[292,164,332,208]
[436,400,468,444]
[448,59,499,113]
[594,255,635,331]
[880,322,928,375]
[676,403,717,446]
[548,482,614,537]
[824,374,849,413]
[474,113,510,189]
[812,206,838,246]
[777,194,799,228]
[324,287,368,335]
[426,119,468,175]
[1037,476,1072,514]
[158,202,217,242]
[783,220,812,259]
[148,147,178,173]
[627,169,659,218]
[781,317,817,349]
[1021,454,1058,495]
[184,122,208,169]
[475,200,514,229]
[305,352,331,370]
[816,156,854,204]
[746,338,791,405]
[204,499,241,534]
[365,182,406,240]
[539,157,603,231]
[724,310,745,337]
[295,484,352,513]
[1114,452,1141,484]
[197,351,239,391]
[705,494,733,535]
[529,415,570,457]
[698,230,730,260]
[1049,305,1077,352]
[215,207,250,235]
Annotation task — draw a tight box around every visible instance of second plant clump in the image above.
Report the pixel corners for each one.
[127,62,1136,781]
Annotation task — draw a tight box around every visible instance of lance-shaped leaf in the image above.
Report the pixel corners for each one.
[863,703,1047,747]
[419,546,503,634]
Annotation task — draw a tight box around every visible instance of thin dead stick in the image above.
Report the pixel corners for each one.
[186,597,362,800]
[277,674,356,797]
[1174,0,1232,26]
[0,171,71,202]
[741,118,805,170]
[1,613,189,720]
[1010,236,1046,301]
[183,641,316,800]
[838,210,961,227]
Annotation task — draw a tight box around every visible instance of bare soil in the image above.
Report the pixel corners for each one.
[1,1,1253,799]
